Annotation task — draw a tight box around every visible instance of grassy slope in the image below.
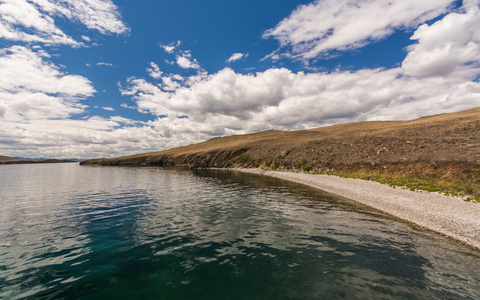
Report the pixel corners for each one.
[81,107,480,200]
[0,155,72,164]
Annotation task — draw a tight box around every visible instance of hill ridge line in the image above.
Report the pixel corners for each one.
[81,107,480,198]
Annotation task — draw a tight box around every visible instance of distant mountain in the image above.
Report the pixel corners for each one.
[0,155,75,164]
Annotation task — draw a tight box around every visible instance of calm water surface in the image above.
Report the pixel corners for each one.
[0,163,479,299]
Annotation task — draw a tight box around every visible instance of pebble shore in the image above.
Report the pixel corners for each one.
[231,168,480,250]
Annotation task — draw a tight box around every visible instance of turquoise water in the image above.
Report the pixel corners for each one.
[0,163,479,299]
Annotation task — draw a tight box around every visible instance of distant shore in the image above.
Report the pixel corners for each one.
[0,159,76,165]
[229,168,480,250]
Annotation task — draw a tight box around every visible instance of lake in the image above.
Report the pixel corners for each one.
[0,163,479,299]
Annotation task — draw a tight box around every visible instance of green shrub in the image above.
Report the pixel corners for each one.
[238,155,249,165]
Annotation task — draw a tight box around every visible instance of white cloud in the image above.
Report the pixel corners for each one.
[0,0,78,46]
[0,0,153,160]
[0,46,94,121]
[162,45,176,53]
[176,53,201,69]
[158,42,202,70]
[402,4,480,78]
[0,116,167,159]
[160,41,181,53]
[263,0,454,60]
[227,53,248,63]
[172,74,184,81]
[57,0,129,35]
[2,0,480,160]
[119,5,480,148]
[145,64,187,91]
[160,76,182,91]
[0,0,127,46]
[0,45,107,158]
[121,103,136,110]
[97,62,113,67]
[147,62,163,79]
[113,64,480,157]
[122,66,480,144]
[0,46,94,97]
[81,35,91,42]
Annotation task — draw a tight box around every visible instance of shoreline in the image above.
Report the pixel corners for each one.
[227,168,480,250]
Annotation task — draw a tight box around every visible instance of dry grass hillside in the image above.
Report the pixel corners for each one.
[0,155,72,164]
[81,107,480,199]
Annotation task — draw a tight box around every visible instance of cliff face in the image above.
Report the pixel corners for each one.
[81,107,480,188]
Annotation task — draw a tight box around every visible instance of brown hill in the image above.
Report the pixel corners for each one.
[81,107,480,197]
[0,155,19,163]
[0,155,73,164]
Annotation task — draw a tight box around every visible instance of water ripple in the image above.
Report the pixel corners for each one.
[0,165,479,299]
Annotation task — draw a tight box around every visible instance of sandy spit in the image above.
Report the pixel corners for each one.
[226,168,480,250]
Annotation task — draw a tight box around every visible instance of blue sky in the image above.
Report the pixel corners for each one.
[1,0,479,159]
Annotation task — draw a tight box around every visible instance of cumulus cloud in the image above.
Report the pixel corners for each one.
[227,53,248,63]
[0,46,94,98]
[0,46,95,121]
[123,66,480,134]
[114,64,480,156]
[263,0,454,60]
[147,62,163,79]
[0,46,135,158]
[3,0,480,160]
[0,0,128,46]
[0,116,168,159]
[117,4,480,150]
[160,76,182,91]
[0,48,169,160]
[102,107,114,111]
[0,1,157,160]
[403,4,480,78]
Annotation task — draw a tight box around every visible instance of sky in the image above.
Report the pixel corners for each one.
[1,0,480,159]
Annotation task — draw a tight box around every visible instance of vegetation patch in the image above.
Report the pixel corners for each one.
[296,159,309,170]
[302,165,311,172]
[238,155,249,166]
[326,170,480,203]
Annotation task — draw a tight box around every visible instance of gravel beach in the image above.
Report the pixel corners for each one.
[230,168,480,250]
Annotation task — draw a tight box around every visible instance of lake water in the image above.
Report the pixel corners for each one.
[0,163,479,299]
